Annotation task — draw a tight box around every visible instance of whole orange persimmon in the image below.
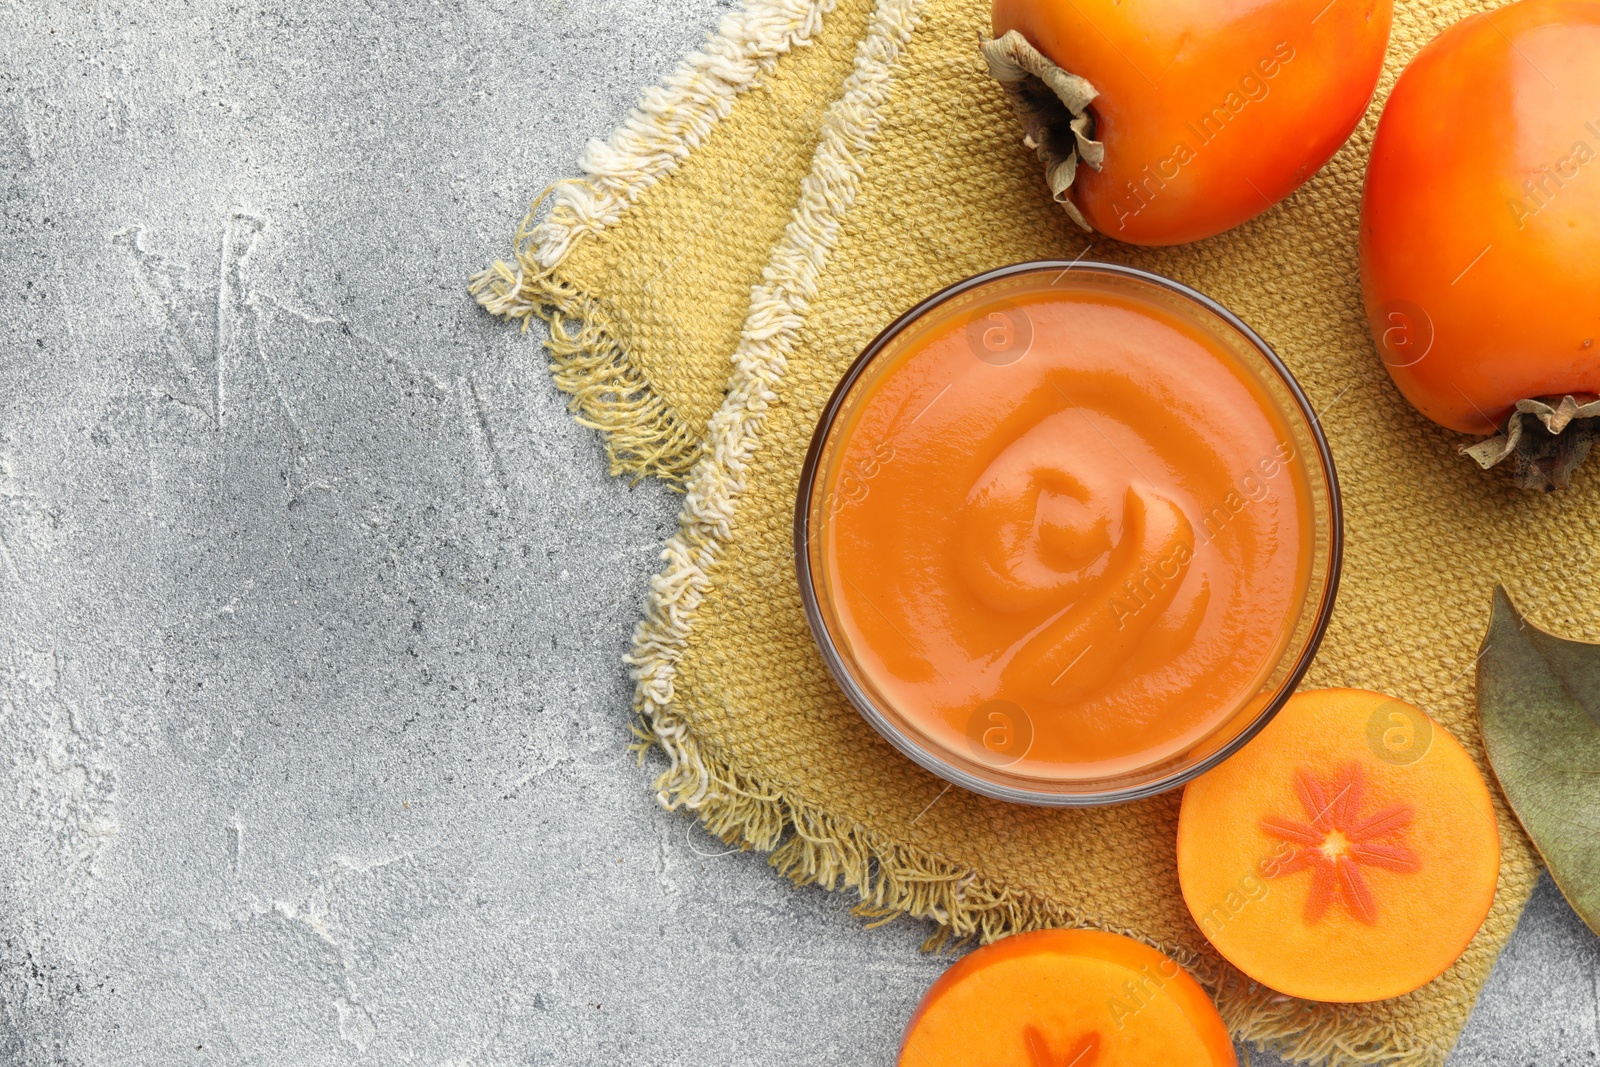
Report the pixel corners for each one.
[1360,0,1600,489]
[988,0,1391,245]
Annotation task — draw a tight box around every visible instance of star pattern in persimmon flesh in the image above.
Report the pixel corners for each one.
[1259,762,1421,925]
[1022,1025,1100,1067]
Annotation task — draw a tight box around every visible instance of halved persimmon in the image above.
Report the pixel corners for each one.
[1177,689,1500,1003]
[899,929,1236,1067]
[987,0,1392,245]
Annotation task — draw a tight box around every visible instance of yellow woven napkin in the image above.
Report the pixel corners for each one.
[475,0,1600,1061]
[475,0,880,482]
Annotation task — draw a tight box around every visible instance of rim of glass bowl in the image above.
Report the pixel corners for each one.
[792,260,1344,807]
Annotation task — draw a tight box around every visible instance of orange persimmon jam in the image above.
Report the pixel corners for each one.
[797,263,1340,804]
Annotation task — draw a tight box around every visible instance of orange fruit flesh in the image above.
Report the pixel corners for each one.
[1177,688,1500,1002]
[899,929,1237,1067]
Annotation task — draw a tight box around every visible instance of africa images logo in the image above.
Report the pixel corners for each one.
[1105,41,1297,232]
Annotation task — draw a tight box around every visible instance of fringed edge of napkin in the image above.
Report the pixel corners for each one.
[637,708,1463,1066]
[471,237,703,484]
[470,0,835,483]
[617,1,1469,1064]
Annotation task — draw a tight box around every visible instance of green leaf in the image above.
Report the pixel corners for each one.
[1478,585,1600,937]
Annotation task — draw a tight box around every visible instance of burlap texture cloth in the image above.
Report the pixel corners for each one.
[473,0,1600,1061]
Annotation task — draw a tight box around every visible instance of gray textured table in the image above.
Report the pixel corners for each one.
[1,2,1595,1063]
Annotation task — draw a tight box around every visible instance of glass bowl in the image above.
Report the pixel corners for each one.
[794,261,1342,806]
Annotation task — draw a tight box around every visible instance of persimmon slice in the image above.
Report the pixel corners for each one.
[898,929,1236,1067]
[1177,689,1500,1002]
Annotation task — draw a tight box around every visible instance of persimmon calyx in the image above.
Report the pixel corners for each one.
[980,30,1103,231]
[1462,393,1600,492]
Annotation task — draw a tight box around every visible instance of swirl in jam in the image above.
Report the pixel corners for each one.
[820,287,1313,777]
